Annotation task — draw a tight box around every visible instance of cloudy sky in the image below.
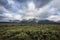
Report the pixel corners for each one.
[0,0,60,22]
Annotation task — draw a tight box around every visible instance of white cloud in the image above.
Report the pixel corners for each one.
[4,13,13,18]
[3,13,14,20]
[47,15,60,22]
[7,0,14,4]
[28,1,35,10]
[52,0,60,8]
[3,13,23,20]
[14,15,22,20]
[49,7,58,15]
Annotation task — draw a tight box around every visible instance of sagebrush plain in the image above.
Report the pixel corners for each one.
[0,23,60,40]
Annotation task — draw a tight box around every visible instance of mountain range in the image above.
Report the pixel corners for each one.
[1,19,59,24]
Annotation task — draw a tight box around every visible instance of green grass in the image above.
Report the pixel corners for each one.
[0,24,60,40]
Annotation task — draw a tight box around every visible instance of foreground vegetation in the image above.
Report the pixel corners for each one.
[0,24,60,40]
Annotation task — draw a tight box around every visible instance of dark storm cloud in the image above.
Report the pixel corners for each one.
[0,16,5,20]
[0,0,52,11]
[33,0,52,8]
[0,11,4,14]
[14,0,28,3]
[0,0,11,10]
[13,0,52,8]
[0,0,8,5]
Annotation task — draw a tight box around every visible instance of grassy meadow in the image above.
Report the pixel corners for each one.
[0,23,60,40]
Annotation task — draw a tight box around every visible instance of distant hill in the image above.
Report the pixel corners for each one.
[38,20,59,24]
